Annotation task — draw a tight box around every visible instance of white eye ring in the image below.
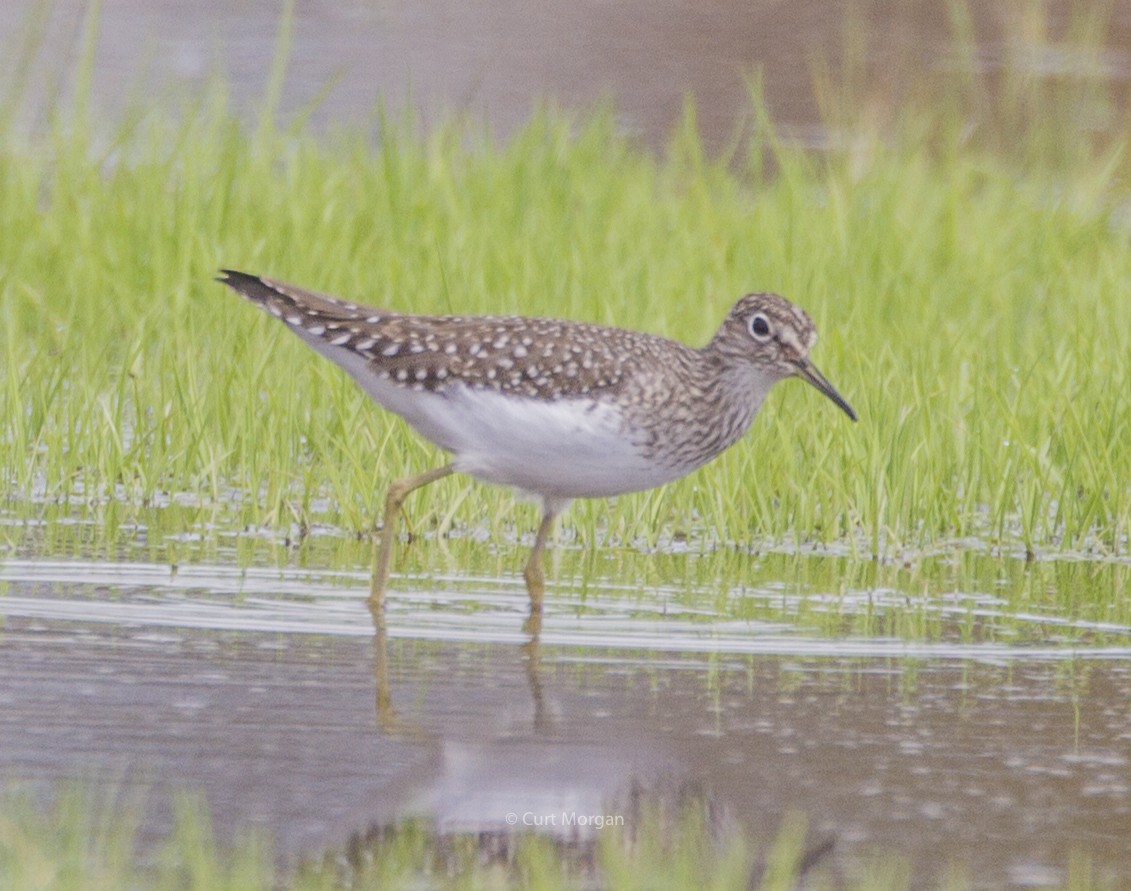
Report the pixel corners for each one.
[749,313,772,341]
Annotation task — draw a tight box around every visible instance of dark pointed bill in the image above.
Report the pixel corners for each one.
[791,359,857,422]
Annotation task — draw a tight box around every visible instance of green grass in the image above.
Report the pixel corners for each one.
[2,5,1130,580]
[0,783,1118,891]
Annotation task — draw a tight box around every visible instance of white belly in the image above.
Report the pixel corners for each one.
[289,331,686,501]
[396,383,678,499]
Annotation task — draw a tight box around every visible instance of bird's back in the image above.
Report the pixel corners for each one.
[220,271,709,499]
[220,271,698,401]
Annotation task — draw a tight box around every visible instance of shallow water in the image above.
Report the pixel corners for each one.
[2,557,1130,887]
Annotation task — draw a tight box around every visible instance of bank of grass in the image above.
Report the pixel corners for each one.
[1,5,1130,578]
[0,784,1115,891]
[0,785,791,891]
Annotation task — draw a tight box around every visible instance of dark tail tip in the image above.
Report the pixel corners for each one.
[216,269,282,306]
[216,268,260,288]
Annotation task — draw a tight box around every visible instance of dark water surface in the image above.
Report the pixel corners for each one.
[1,559,1130,887]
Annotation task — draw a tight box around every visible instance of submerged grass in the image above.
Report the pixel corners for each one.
[1,5,1130,583]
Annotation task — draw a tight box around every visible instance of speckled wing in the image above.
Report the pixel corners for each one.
[218,270,668,401]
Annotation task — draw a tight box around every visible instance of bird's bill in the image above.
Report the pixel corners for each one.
[792,359,858,422]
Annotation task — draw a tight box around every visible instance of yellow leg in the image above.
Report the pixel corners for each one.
[370,464,456,609]
[521,509,555,635]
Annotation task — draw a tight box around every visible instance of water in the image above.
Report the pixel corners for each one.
[2,557,1130,887]
[3,0,1130,151]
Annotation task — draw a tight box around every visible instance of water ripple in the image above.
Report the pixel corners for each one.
[2,558,1129,662]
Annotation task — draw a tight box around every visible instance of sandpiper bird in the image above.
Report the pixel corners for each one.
[219,270,856,622]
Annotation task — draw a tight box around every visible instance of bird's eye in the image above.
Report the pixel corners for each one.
[749,313,772,341]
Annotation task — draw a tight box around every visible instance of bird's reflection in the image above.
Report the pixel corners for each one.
[353,590,816,889]
[366,600,399,732]
[366,597,546,734]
